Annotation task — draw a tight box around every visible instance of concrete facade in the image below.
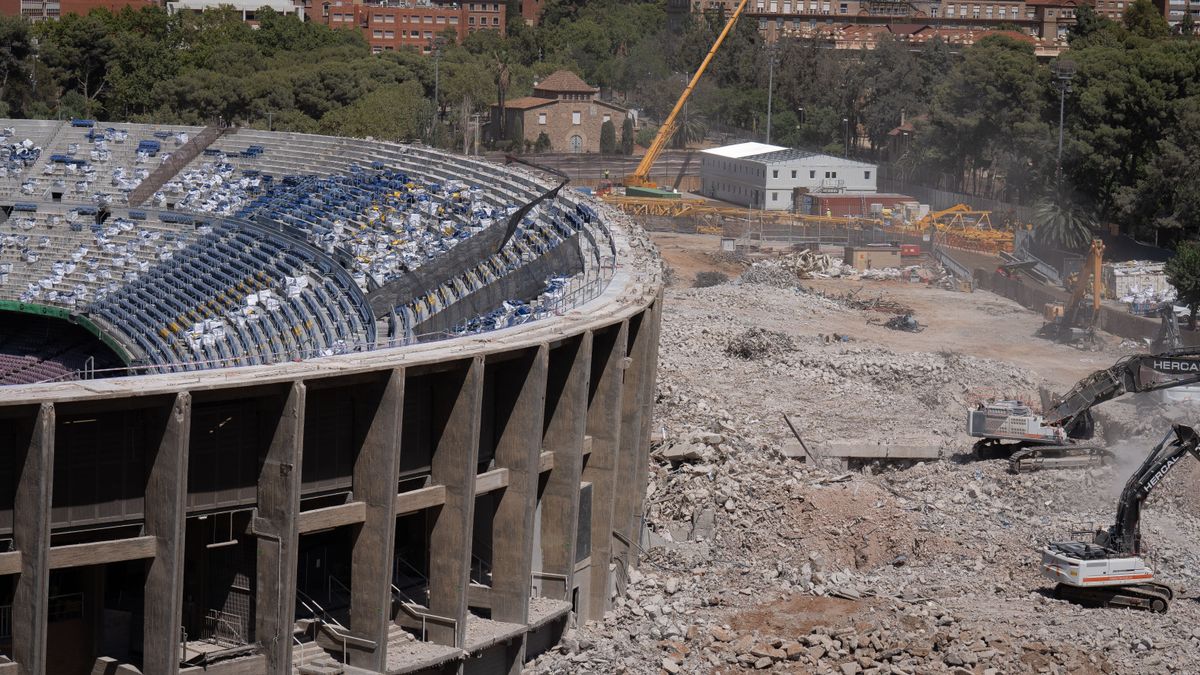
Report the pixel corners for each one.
[312,0,505,54]
[700,142,878,211]
[683,0,1086,39]
[0,173,662,674]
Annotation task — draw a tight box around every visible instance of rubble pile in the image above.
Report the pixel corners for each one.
[527,279,1200,675]
[725,327,794,360]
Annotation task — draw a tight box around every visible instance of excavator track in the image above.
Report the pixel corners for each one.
[1053,582,1173,613]
[1008,445,1112,473]
[972,439,1111,472]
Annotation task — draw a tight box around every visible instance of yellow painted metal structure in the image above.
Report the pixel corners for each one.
[624,0,750,188]
[1062,239,1105,331]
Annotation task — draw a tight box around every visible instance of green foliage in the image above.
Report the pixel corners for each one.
[509,114,524,152]
[1032,193,1096,250]
[599,119,616,154]
[318,80,425,141]
[620,116,634,155]
[1123,0,1171,39]
[533,131,551,153]
[1166,242,1200,326]
[635,123,657,149]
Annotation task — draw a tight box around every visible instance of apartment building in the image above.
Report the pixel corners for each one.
[314,0,504,53]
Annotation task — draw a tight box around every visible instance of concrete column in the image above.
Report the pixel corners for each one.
[611,311,654,587]
[13,403,52,675]
[537,334,592,602]
[254,382,305,675]
[581,323,627,621]
[488,346,548,672]
[427,358,483,648]
[629,297,663,565]
[143,393,191,675]
[347,369,404,671]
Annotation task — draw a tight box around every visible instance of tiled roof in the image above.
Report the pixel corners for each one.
[502,97,556,110]
[534,70,598,93]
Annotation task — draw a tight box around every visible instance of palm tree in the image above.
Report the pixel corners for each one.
[671,115,707,149]
[1032,192,1096,251]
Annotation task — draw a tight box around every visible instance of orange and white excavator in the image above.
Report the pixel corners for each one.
[1042,424,1199,612]
[623,0,749,188]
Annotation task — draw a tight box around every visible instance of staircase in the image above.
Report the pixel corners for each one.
[127,124,236,207]
[23,120,69,180]
[292,641,343,674]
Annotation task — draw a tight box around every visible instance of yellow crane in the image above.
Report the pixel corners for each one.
[623,0,750,188]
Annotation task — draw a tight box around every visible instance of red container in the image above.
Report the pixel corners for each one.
[900,244,920,257]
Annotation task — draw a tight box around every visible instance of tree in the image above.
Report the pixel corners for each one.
[620,116,634,154]
[635,123,657,149]
[860,36,924,153]
[318,80,425,140]
[1032,192,1096,251]
[924,34,1051,200]
[508,114,524,152]
[599,119,617,154]
[534,131,551,152]
[1124,0,1171,38]
[1181,2,1196,35]
[1166,241,1200,328]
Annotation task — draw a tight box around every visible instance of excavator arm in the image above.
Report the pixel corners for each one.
[1097,424,1200,556]
[1044,348,1200,435]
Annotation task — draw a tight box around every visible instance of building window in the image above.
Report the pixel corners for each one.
[791,170,797,178]
[572,111,581,125]
[825,171,830,178]
[570,135,583,153]
[602,114,610,123]
[864,170,871,179]
[772,192,779,201]
[373,29,383,37]
[809,170,815,178]
[772,169,778,178]
[538,113,547,125]
[385,31,395,38]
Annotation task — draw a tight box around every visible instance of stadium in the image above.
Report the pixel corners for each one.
[0,119,663,675]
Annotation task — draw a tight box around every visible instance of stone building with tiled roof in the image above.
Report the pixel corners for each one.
[490,70,630,154]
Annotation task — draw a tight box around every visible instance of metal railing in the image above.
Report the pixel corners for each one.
[203,608,245,646]
[389,583,460,648]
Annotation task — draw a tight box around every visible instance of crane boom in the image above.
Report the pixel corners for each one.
[624,0,750,188]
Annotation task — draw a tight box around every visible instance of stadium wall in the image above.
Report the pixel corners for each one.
[0,199,662,674]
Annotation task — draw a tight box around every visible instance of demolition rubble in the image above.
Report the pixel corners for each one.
[526,273,1200,675]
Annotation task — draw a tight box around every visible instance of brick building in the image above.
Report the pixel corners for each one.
[679,0,1086,41]
[518,0,542,24]
[313,0,504,53]
[490,70,631,154]
[0,0,153,21]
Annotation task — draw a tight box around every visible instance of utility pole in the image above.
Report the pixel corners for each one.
[765,42,778,145]
[429,37,445,142]
[1051,58,1076,193]
[842,117,849,158]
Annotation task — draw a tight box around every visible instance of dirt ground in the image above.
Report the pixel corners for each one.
[652,231,1128,389]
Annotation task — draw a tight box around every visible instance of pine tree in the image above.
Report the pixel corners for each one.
[599,120,617,154]
[620,117,635,155]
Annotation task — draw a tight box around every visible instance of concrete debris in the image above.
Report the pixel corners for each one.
[724,327,794,360]
[881,313,924,332]
[526,268,1200,675]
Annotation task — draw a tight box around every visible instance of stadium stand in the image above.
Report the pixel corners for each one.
[0,121,616,378]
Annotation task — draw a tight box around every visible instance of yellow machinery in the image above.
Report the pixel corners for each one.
[623,0,750,188]
[1062,238,1105,331]
[915,203,995,231]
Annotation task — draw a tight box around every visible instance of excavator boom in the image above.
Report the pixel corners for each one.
[624,0,750,188]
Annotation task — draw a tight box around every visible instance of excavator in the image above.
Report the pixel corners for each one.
[1041,424,1199,612]
[1039,238,1104,345]
[623,0,749,188]
[968,345,1200,471]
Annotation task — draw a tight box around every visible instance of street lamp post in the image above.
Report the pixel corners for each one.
[765,43,778,145]
[842,117,849,158]
[1051,58,1076,191]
